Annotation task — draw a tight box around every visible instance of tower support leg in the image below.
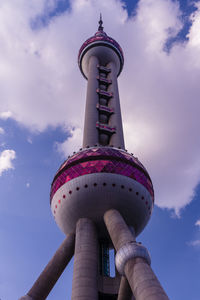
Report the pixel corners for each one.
[19,233,75,300]
[104,209,169,300]
[71,218,98,300]
[117,276,133,300]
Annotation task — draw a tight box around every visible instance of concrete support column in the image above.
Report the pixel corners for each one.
[107,62,125,149]
[118,276,133,300]
[104,209,169,300]
[19,234,75,300]
[104,209,135,250]
[83,56,99,148]
[71,218,98,300]
[124,257,168,300]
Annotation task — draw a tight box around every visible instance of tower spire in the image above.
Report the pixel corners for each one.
[98,13,104,31]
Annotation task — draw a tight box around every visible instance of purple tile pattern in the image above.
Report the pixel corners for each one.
[97,65,111,73]
[96,103,114,113]
[78,33,124,65]
[51,148,154,202]
[96,88,113,98]
[96,122,116,133]
[96,76,112,84]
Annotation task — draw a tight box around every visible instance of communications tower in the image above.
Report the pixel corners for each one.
[20,17,169,300]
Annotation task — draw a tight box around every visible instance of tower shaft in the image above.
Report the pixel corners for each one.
[82,55,125,148]
[19,17,169,300]
[83,56,99,148]
[107,62,125,149]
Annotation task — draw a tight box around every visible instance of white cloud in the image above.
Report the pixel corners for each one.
[119,0,200,213]
[27,137,33,144]
[187,2,200,49]
[0,150,16,176]
[195,220,200,227]
[0,0,200,213]
[188,219,200,247]
[0,111,12,120]
[26,182,30,188]
[56,127,83,157]
[0,127,5,134]
[188,240,200,247]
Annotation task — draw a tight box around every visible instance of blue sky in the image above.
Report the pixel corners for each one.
[0,0,200,299]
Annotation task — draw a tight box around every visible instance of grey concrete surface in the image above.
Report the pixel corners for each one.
[117,276,133,300]
[104,209,135,250]
[21,234,75,300]
[125,258,169,300]
[71,218,98,300]
[83,56,99,148]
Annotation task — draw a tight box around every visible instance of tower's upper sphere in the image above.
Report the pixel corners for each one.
[78,17,124,79]
[50,147,154,238]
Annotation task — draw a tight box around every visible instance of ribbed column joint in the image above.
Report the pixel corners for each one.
[115,242,151,275]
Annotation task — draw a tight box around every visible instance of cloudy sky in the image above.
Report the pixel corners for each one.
[0,0,200,299]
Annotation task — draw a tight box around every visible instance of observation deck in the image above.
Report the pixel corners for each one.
[51,147,154,203]
[50,147,154,237]
[78,20,124,79]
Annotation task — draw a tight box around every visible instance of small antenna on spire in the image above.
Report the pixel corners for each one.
[98,13,104,31]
